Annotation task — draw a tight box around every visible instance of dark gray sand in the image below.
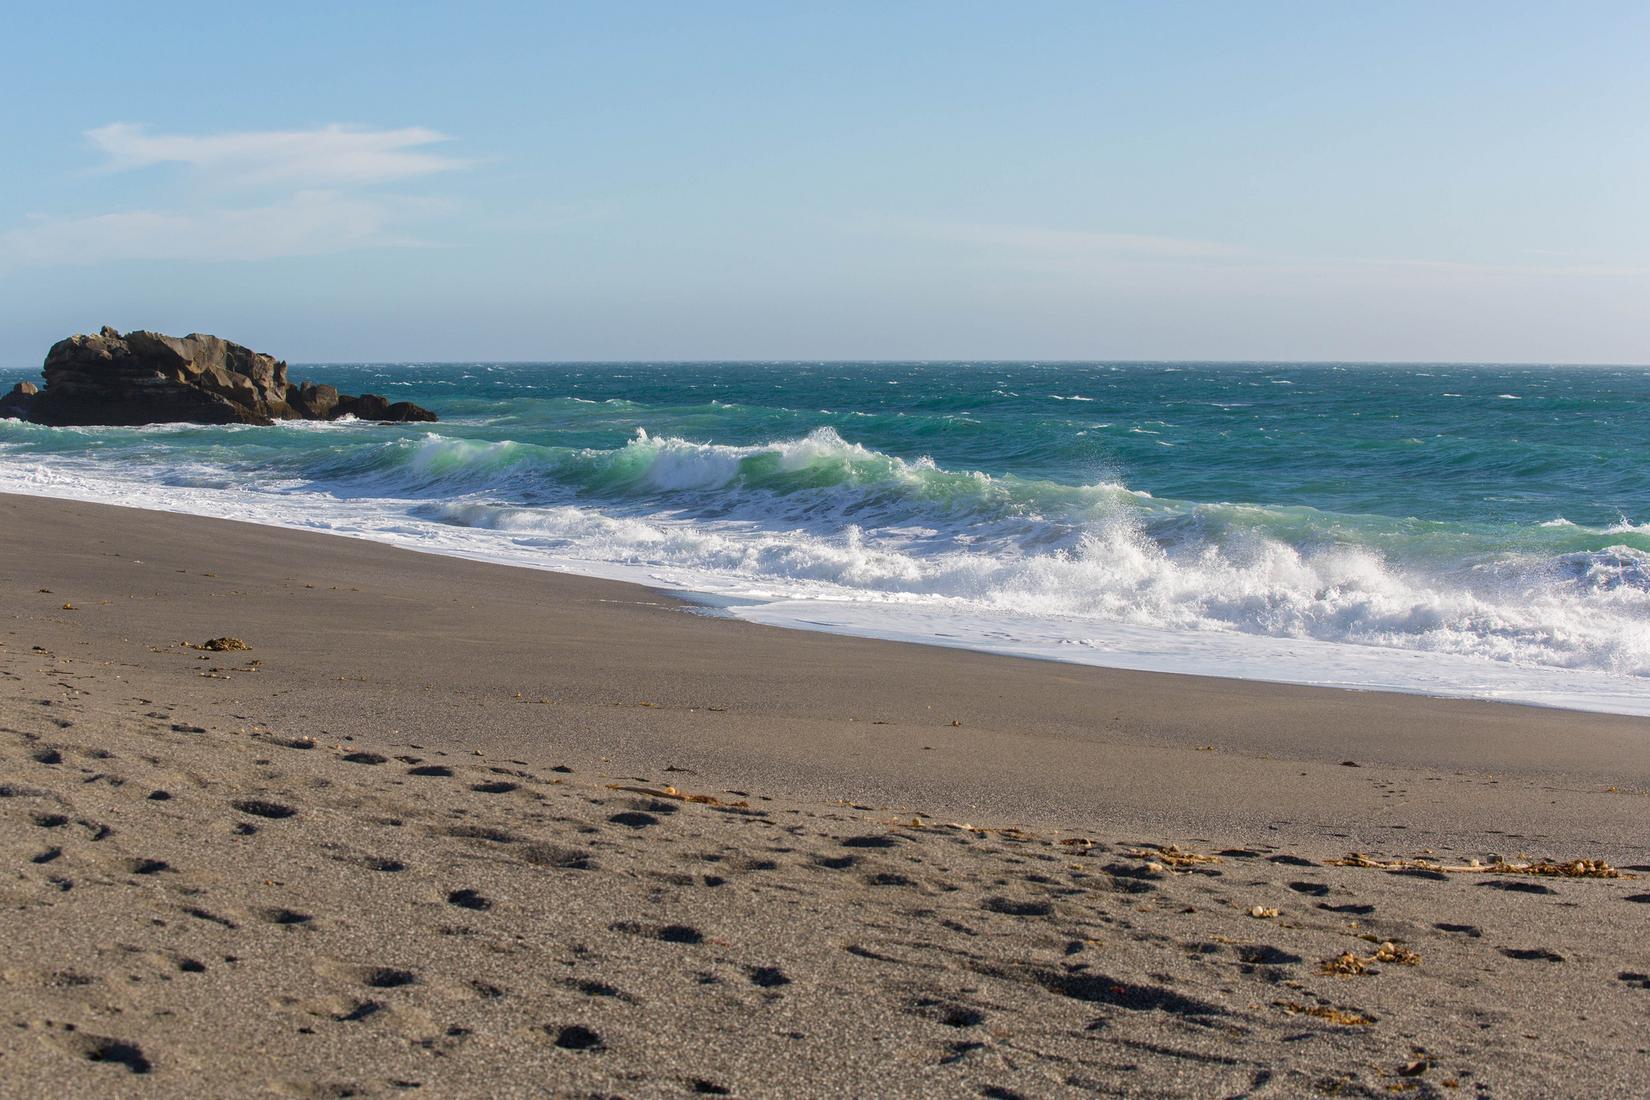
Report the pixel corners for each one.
[2,493,1647,1097]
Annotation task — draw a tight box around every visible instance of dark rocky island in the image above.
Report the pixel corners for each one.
[0,326,436,426]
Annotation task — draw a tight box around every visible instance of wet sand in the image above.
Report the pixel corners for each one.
[2,493,1647,1097]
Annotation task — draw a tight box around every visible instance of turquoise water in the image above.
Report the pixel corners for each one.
[3,361,1647,710]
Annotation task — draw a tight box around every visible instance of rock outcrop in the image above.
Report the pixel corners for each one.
[0,381,37,420]
[7,327,436,426]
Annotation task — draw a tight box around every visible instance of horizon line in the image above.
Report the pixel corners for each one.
[4,354,1648,372]
[276,356,1649,369]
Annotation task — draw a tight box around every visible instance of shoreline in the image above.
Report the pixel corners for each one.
[1,480,1644,720]
[4,492,1648,1096]
[4,490,1647,849]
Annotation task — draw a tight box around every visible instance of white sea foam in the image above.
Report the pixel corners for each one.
[3,425,1647,716]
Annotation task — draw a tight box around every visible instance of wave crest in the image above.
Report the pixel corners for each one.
[7,418,1648,681]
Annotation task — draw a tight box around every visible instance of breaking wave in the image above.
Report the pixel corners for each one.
[4,362,1649,707]
[347,428,1650,678]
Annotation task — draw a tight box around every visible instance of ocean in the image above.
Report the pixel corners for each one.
[2,360,1646,715]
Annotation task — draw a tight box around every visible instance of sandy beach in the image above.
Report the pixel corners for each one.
[2,492,1647,1098]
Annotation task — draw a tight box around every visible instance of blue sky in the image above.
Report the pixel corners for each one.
[3,2,1647,364]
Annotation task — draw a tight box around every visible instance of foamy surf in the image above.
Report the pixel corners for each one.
[2,361,1647,715]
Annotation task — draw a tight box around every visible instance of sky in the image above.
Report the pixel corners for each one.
[2,1,1647,365]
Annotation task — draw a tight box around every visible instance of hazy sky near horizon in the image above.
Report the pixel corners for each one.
[2,2,1647,365]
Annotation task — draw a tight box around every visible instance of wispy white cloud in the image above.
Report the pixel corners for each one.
[0,123,465,268]
[0,191,446,267]
[86,123,465,186]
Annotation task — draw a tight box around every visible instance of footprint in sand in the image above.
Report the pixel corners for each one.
[562,977,635,1002]
[441,825,519,844]
[363,967,417,988]
[77,820,112,841]
[748,966,790,988]
[865,871,916,887]
[233,799,297,819]
[124,858,170,875]
[334,1000,383,1022]
[910,996,988,1028]
[1098,863,1157,894]
[520,843,595,870]
[1236,945,1302,966]
[50,1030,152,1075]
[1008,965,1226,1017]
[550,1024,604,1052]
[813,854,858,870]
[610,921,704,944]
[981,896,1053,917]
[447,888,492,911]
[1318,902,1375,915]
[840,835,901,850]
[318,962,419,989]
